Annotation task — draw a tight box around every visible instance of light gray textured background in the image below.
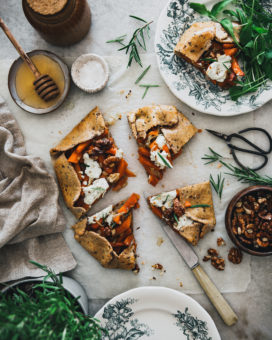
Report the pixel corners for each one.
[0,1,271,339]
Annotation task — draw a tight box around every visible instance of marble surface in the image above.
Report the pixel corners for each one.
[0,1,272,339]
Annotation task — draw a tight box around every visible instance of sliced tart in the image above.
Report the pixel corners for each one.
[148,182,216,245]
[174,21,244,88]
[127,105,197,186]
[50,107,135,219]
[72,193,140,270]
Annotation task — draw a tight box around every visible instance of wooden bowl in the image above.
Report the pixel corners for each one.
[225,185,272,256]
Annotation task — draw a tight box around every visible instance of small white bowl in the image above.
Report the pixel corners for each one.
[71,54,109,93]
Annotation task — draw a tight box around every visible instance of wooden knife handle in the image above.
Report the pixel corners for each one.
[192,264,238,326]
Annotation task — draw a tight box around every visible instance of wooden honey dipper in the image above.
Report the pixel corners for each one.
[0,17,60,102]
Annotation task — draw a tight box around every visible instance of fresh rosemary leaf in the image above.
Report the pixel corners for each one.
[189,204,211,208]
[157,151,173,168]
[129,15,147,23]
[139,84,160,99]
[173,213,179,224]
[210,173,225,199]
[201,147,223,164]
[135,65,151,84]
[106,34,127,44]
[142,86,149,99]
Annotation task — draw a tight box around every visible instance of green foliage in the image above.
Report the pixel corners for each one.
[190,0,272,100]
[0,262,104,340]
[209,173,225,199]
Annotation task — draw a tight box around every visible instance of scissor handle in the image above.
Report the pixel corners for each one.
[230,148,268,171]
[237,127,272,154]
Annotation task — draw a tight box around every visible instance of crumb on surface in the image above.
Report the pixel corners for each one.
[126,90,132,99]
[152,263,164,271]
[119,90,125,94]
[141,261,145,265]
[156,237,164,246]
[179,281,183,287]
[217,163,223,168]
[106,113,122,126]
[129,135,132,140]
[131,153,135,157]
[136,226,140,230]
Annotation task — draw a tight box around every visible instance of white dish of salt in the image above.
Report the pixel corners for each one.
[71,54,109,93]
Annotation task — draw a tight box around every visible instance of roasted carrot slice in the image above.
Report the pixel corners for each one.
[123,234,134,246]
[68,141,91,163]
[112,175,128,192]
[138,147,150,157]
[184,200,192,208]
[148,129,159,137]
[117,159,128,178]
[139,155,157,169]
[223,43,235,48]
[151,205,163,218]
[231,57,245,76]
[90,223,100,230]
[110,242,124,248]
[113,193,140,223]
[126,168,136,177]
[224,48,238,56]
[162,144,170,154]
[115,215,132,235]
[107,147,117,155]
[149,175,160,186]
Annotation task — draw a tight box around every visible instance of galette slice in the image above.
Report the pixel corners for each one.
[50,106,135,219]
[72,193,140,270]
[127,105,197,186]
[148,182,216,245]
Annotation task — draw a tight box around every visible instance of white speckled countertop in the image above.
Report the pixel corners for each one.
[0,1,271,339]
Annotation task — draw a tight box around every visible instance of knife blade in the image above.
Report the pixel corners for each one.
[160,222,199,269]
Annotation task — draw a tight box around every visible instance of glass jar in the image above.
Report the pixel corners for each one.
[22,0,91,46]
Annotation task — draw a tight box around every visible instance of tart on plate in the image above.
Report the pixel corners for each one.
[127,105,197,186]
[50,107,135,219]
[174,21,243,88]
[148,182,216,245]
[72,193,140,270]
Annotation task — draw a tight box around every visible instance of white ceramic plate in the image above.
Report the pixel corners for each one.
[155,0,272,116]
[95,286,221,340]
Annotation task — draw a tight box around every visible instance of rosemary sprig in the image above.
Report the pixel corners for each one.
[189,204,211,208]
[139,84,160,99]
[203,148,272,186]
[157,151,173,168]
[117,16,153,67]
[201,147,223,164]
[135,65,151,84]
[106,34,127,45]
[173,213,179,223]
[209,173,225,199]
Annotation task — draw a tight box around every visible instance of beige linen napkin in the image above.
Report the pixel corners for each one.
[0,97,76,282]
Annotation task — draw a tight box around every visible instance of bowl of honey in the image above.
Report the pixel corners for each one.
[8,50,70,114]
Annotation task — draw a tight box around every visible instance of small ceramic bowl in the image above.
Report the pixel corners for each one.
[71,53,109,93]
[225,185,272,256]
[8,50,70,114]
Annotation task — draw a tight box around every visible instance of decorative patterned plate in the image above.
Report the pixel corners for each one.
[155,0,272,116]
[95,286,221,340]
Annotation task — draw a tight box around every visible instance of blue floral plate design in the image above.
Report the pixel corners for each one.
[95,287,221,340]
[155,0,272,116]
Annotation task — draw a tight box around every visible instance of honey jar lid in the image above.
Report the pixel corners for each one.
[26,0,68,16]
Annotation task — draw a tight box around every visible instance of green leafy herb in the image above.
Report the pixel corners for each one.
[189,204,211,208]
[157,150,173,168]
[202,148,272,186]
[139,84,160,99]
[190,0,272,100]
[173,213,179,223]
[106,34,127,45]
[0,261,105,340]
[201,147,223,164]
[135,65,151,84]
[200,57,217,62]
[116,15,153,67]
[209,173,225,199]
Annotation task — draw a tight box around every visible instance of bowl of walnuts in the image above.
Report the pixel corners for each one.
[225,185,272,256]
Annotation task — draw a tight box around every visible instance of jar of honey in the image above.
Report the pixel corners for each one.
[22,0,91,46]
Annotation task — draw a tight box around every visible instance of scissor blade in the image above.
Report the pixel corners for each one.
[160,222,199,269]
[206,129,228,140]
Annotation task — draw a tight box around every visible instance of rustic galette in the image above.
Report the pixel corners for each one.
[174,21,244,88]
[148,182,216,245]
[127,105,197,186]
[50,107,135,219]
[72,193,140,270]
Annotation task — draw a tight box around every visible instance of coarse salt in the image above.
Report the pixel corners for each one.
[77,60,106,89]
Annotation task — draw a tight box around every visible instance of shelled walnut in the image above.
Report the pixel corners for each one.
[202,248,225,271]
[231,191,272,251]
[228,247,243,264]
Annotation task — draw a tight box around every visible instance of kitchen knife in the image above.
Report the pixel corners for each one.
[160,221,238,326]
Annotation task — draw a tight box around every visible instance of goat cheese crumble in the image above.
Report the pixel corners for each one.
[174,215,194,231]
[88,205,113,224]
[206,54,232,82]
[150,190,177,209]
[83,178,109,206]
[83,153,102,183]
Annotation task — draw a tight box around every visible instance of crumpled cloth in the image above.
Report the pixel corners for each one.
[0,97,76,282]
